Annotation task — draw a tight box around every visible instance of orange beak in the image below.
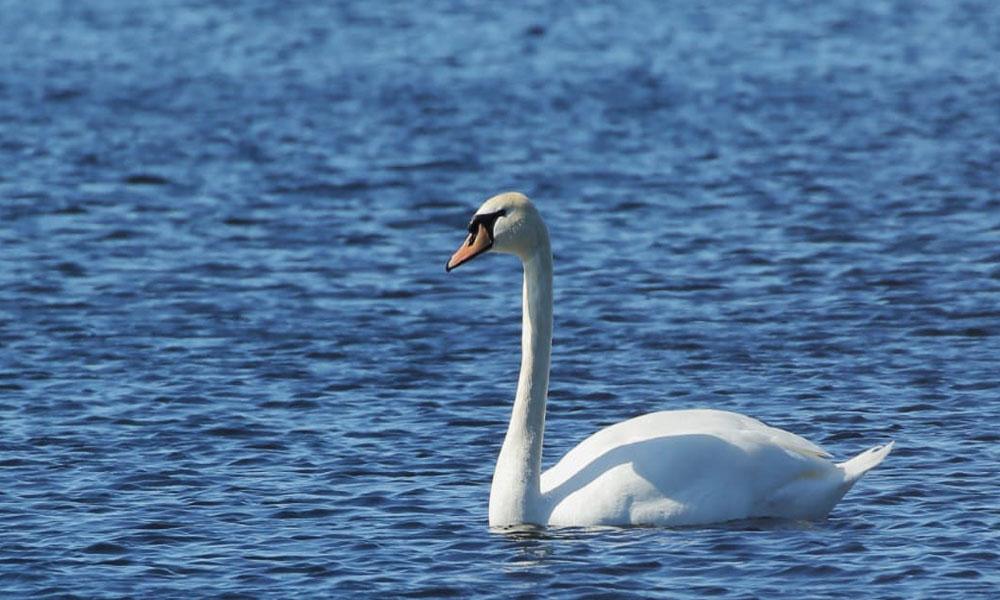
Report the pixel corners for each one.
[446,222,493,271]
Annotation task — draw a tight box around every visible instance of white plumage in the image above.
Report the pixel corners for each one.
[447,192,892,528]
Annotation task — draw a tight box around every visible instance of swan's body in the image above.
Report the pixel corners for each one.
[541,409,891,526]
[447,192,892,528]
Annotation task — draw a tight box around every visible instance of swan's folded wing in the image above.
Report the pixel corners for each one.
[755,422,832,459]
[541,409,832,495]
[703,409,831,459]
[648,409,833,460]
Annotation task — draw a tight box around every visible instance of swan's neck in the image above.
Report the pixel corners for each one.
[489,245,553,527]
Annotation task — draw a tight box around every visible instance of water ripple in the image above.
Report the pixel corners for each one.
[1,0,999,598]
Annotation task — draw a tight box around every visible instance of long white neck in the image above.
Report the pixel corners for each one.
[488,241,553,527]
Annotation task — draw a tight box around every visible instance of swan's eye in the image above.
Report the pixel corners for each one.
[467,209,507,242]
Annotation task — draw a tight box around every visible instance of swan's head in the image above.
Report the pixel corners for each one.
[446,192,547,271]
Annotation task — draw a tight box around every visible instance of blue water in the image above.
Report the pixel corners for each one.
[1,0,998,597]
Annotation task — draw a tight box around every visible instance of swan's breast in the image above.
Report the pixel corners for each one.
[545,461,680,526]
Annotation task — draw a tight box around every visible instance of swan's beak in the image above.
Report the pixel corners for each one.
[446,222,492,272]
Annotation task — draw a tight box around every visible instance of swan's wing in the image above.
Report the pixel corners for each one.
[540,409,846,526]
[738,415,832,459]
[542,408,830,493]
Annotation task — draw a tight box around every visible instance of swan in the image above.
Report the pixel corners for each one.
[446,192,893,528]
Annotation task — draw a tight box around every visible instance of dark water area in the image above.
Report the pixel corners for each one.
[1,0,998,597]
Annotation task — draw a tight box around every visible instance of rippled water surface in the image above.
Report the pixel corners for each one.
[2,1,999,597]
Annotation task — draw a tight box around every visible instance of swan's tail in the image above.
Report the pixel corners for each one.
[838,441,894,484]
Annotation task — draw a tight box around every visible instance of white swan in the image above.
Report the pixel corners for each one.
[446,192,893,528]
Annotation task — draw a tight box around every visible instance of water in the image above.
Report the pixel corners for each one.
[1,0,998,597]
